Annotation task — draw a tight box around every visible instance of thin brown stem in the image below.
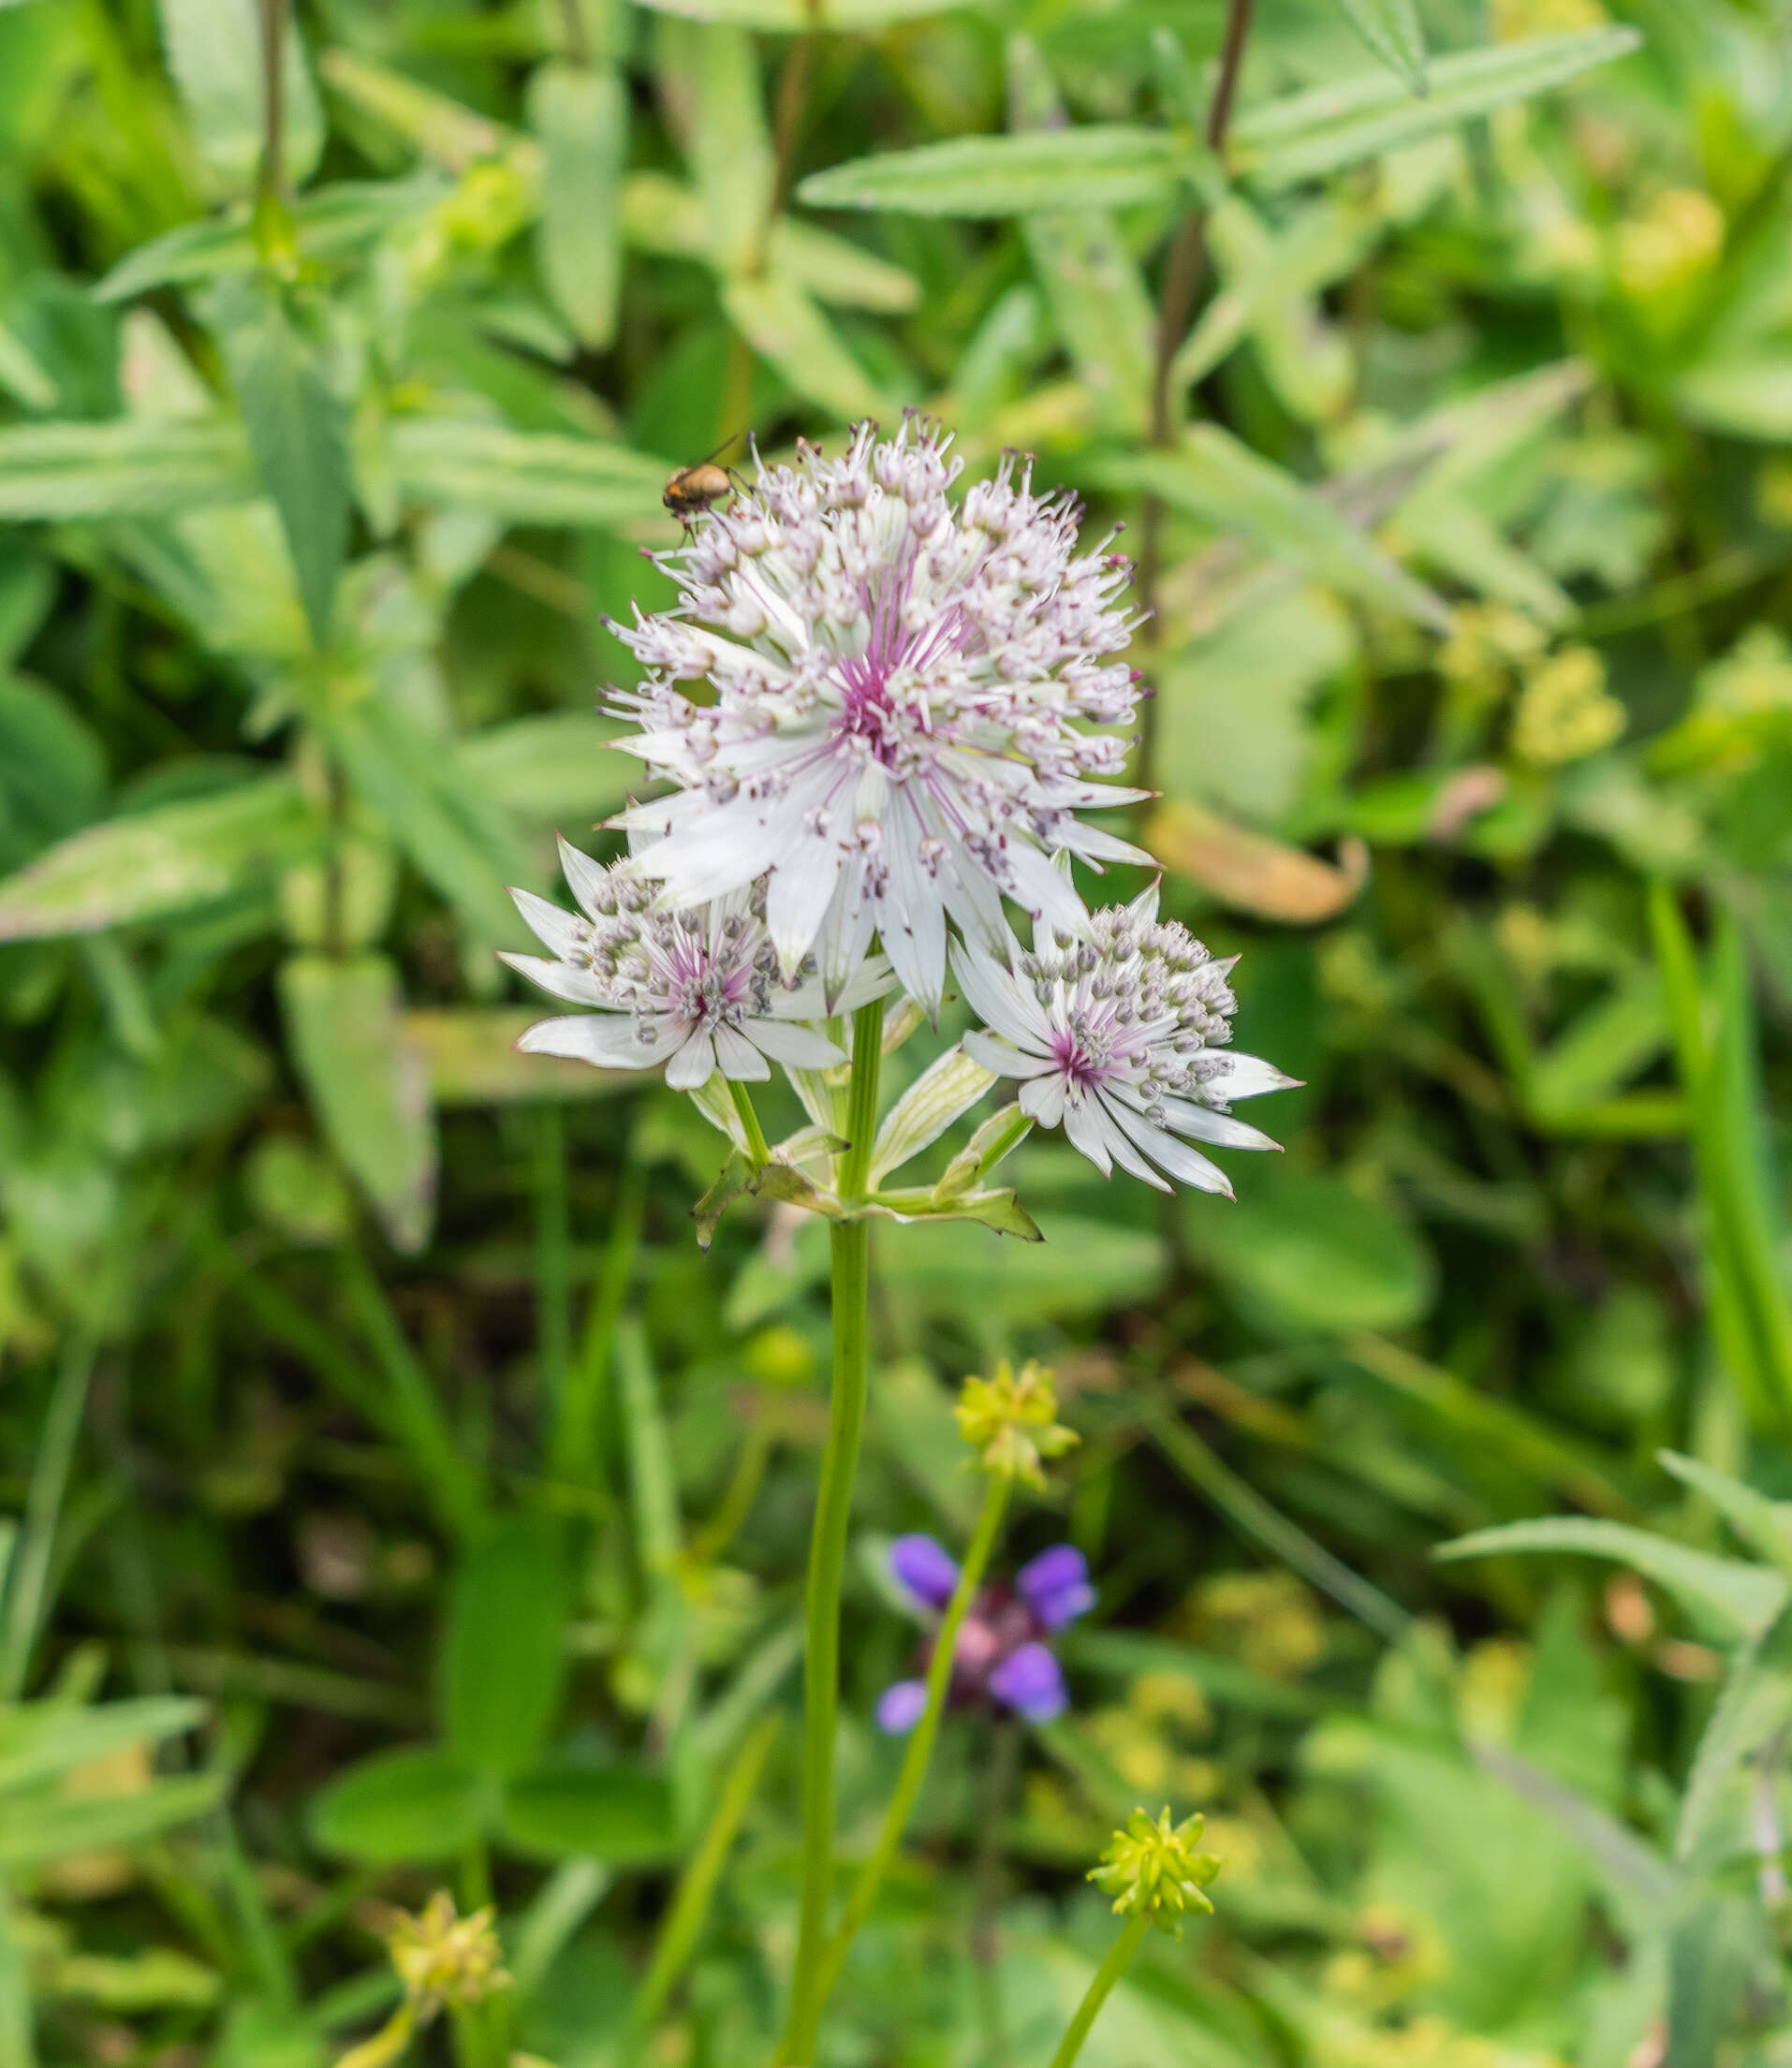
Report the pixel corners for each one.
[1136,0,1257,792]
[257,0,289,217]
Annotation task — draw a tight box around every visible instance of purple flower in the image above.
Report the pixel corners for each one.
[876,1539,1095,1734]
[876,1680,930,1734]
[889,1533,961,1611]
[1017,1545,1097,1631]
[988,1642,1068,1723]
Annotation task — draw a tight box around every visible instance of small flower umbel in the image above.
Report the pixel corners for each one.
[955,884,1297,1194]
[505,837,889,1091]
[336,1894,509,2068]
[1090,1807,1225,1936]
[1045,1813,1224,2068]
[954,1357,1078,1489]
[608,418,1150,1011]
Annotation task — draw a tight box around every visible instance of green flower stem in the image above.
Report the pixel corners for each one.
[1046,1912,1151,2068]
[778,995,885,2065]
[811,1472,1010,2015]
[728,1079,772,1172]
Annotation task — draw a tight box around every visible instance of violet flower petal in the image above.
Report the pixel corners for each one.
[989,1641,1067,1723]
[1016,1544,1096,1630]
[889,1533,960,1611]
[876,1679,930,1735]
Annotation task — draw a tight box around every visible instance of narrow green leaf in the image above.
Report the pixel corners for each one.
[529,63,627,351]
[0,1697,201,1795]
[720,274,888,421]
[1526,970,1668,1121]
[1328,0,1427,92]
[0,778,315,941]
[156,0,324,196]
[1657,1451,1792,1580]
[798,127,1202,218]
[0,321,55,412]
[634,0,980,30]
[1229,28,1642,190]
[1674,1607,1792,1864]
[1667,1897,1759,2068]
[215,285,351,648]
[309,1748,489,1865]
[869,1049,997,1185]
[0,1772,226,1869]
[1088,429,1449,629]
[386,417,667,529]
[665,21,771,274]
[321,694,530,945]
[1436,1518,1785,1645]
[0,418,253,520]
[616,1316,681,1576]
[459,712,637,827]
[276,954,438,1255]
[442,1517,569,1782]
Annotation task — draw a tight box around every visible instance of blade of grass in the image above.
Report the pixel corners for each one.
[629,1713,780,2035]
[553,1164,644,1482]
[534,1105,572,1433]
[0,1327,99,1699]
[1142,1403,1411,1643]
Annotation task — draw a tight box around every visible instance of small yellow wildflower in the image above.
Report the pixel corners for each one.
[1088,1807,1224,1937]
[1511,646,1626,767]
[954,1358,1077,1489]
[338,1894,510,2068]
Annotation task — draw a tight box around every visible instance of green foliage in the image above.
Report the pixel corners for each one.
[3,0,1792,2065]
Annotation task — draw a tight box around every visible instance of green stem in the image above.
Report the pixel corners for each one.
[534,1104,572,1428]
[629,1714,780,2037]
[729,1078,772,1171]
[1046,1913,1151,2068]
[812,1475,1010,2012]
[0,1327,98,1700]
[553,1162,644,1481]
[777,996,886,2065]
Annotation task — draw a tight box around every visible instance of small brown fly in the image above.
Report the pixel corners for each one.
[663,437,742,528]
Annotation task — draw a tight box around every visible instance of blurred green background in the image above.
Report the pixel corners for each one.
[3,0,1792,2063]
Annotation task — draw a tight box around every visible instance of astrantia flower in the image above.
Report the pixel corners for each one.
[953,885,1297,1195]
[607,418,1150,1013]
[876,1537,1096,1731]
[503,837,889,1091]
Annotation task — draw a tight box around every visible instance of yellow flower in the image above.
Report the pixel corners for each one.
[1511,646,1626,767]
[1088,1807,1224,1936]
[954,1358,1077,1488]
[388,1893,509,2015]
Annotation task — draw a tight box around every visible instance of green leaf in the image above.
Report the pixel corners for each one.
[156,0,324,196]
[865,1186,1043,1239]
[0,777,315,941]
[1675,1607,1792,1864]
[1328,0,1427,91]
[500,1762,678,1865]
[0,677,106,871]
[616,1316,681,1577]
[0,1696,201,1795]
[441,1516,569,1781]
[0,418,253,520]
[1435,1518,1785,1646]
[799,126,1204,218]
[1678,356,1792,443]
[719,274,889,421]
[1525,971,1668,1122]
[95,179,448,303]
[459,712,638,828]
[529,64,627,351]
[1229,29,1641,190]
[1656,1450,1792,1580]
[634,0,980,29]
[215,284,351,648]
[387,418,667,529]
[665,20,771,275]
[1667,1897,1759,2068]
[869,1049,996,1184]
[0,318,55,411]
[1087,430,1449,630]
[308,1747,489,1864]
[321,694,530,945]
[0,1771,225,1869]
[1182,1168,1435,1336]
[276,954,438,1255]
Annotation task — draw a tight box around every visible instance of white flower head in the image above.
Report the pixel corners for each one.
[607,417,1150,1015]
[954,884,1298,1195]
[504,837,890,1092]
